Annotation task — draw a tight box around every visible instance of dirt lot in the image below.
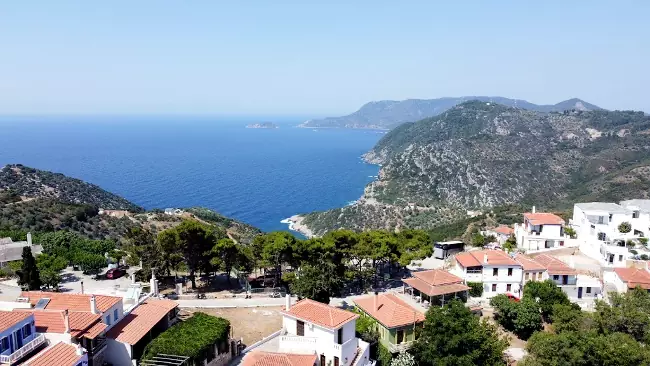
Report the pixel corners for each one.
[187,306,283,346]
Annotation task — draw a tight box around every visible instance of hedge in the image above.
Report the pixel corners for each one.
[467,282,483,297]
[142,313,230,360]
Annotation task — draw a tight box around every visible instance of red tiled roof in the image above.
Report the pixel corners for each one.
[106,299,177,345]
[524,213,565,226]
[20,291,122,313]
[455,250,519,268]
[0,311,31,333]
[15,309,102,338]
[531,254,576,275]
[354,293,425,329]
[80,321,107,339]
[242,352,316,366]
[412,269,464,286]
[493,225,514,236]
[514,254,547,271]
[26,342,84,366]
[403,278,470,297]
[281,299,358,330]
[614,268,650,289]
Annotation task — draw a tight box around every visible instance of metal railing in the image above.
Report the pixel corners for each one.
[0,334,46,364]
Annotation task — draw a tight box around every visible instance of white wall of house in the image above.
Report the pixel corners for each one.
[515,222,567,252]
[282,315,358,366]
[603,270,628,293]
[104,339,133,366]
[452,261,482,283]
[521,270,547,285]
[481,265,523,298]
[42,332,73,346]
[101,301,125,331]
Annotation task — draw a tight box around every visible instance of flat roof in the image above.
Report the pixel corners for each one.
[575,202,630,214]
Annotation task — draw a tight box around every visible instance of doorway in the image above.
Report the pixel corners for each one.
[578,287,583,299]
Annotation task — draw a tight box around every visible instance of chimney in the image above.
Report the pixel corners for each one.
[374,291,379,312]
[285,294,291,311]
[90,295,98,314]
[532,206,536,214]
[80,281,84,294]
[27,232,32,246]
[484,254,488,264]
[63,310,71,334]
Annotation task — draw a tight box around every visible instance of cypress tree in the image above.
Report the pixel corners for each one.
[19,247,41,290]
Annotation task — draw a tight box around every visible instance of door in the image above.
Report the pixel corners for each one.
[297,320,305,336]
[578,287,583,299]
[334,357,339,366]
[396,330,404,344]
[320,355,326,366]
[14,329,23,349]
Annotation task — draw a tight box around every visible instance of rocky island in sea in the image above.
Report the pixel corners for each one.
[246,122,279,129]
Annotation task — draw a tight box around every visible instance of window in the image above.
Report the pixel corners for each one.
[396,330,404,344]
[22,324,31,338]
[491,284,497,292]
[507,268,513,276]
[493,268,498,276]
[337,328,343,345]
[114,309,119,321]
[553,275,559,281]
[634,211,640,218]
[586,287,592,294]
[537,272,542,280]
[105,315,111,326]
[506,284,512,292]
[297,320,305,336]
[619,255,623,262]
[0,337,8,352]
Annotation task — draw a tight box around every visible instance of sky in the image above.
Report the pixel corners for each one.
[0,1,648,116]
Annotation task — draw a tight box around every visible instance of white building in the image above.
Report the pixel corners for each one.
[243,297,373,366]
[453,250,523,298]
[531,254,602,300]
[572,201,650,267]
[484,226,514,245]
[514,211,569,252]
[603,267,650,293]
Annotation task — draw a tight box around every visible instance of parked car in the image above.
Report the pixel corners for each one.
[106,267,126,279]
[505,293,520,302]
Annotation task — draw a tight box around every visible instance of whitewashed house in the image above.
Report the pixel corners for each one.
[243,297,373,366]
[531,254,602,300]
[453,250,523,298]
[603,267,650,293]
[484,226,514,245]
[572,201,650,267]
[514,210,569,252]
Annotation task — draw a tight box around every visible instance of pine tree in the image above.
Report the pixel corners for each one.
[18,247,41,290]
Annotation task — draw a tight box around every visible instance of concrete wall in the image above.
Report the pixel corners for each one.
[603,270,628,293]
[104,339,133,366]
[282,315,357,366]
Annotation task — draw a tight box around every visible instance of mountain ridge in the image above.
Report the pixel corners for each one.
[299,101,650,236]
[299,96,603,129]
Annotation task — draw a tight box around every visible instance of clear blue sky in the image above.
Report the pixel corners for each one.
[1,1,648,116]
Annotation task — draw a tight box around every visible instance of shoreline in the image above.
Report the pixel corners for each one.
[281,215,314,238]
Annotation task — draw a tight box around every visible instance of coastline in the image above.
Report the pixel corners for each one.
[281,215,314,238]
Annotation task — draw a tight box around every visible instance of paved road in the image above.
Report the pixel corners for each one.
[177,293,372,308]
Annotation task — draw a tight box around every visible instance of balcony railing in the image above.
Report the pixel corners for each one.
[387,341,414,353]
[0,334,46,364]
[279,334,318,352]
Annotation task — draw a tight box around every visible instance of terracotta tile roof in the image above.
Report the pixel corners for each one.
[531,254,576,275]
[514,254,547,271]
[354,293,425,329]
[15,309,102,338]
[412,269,464,286]
[614,268,650,289]
[106,299,177,345]
[20,291,122,313]
[524,212,565,226]
[281,298,358,330]
[26,342,84,366]
[0,311,31,333]
[493,225,514,236]
[403,278,470,297]
[242,351,316,366]
[80,321,107,339]
[455,250,519,268]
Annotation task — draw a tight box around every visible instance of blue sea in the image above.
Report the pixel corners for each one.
[0,116,382,233]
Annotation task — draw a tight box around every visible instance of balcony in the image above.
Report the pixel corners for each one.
[0,334,46,365]
[279,334,318,353]
[387,341,414,353]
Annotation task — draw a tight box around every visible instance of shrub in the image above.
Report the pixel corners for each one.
[618,222,632,234]
[564,227,576,239]
[143,313,230,362]
[467,282,484,297]
[378,344,393,366]
[490,294,543,340]
[639,237,648,246]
